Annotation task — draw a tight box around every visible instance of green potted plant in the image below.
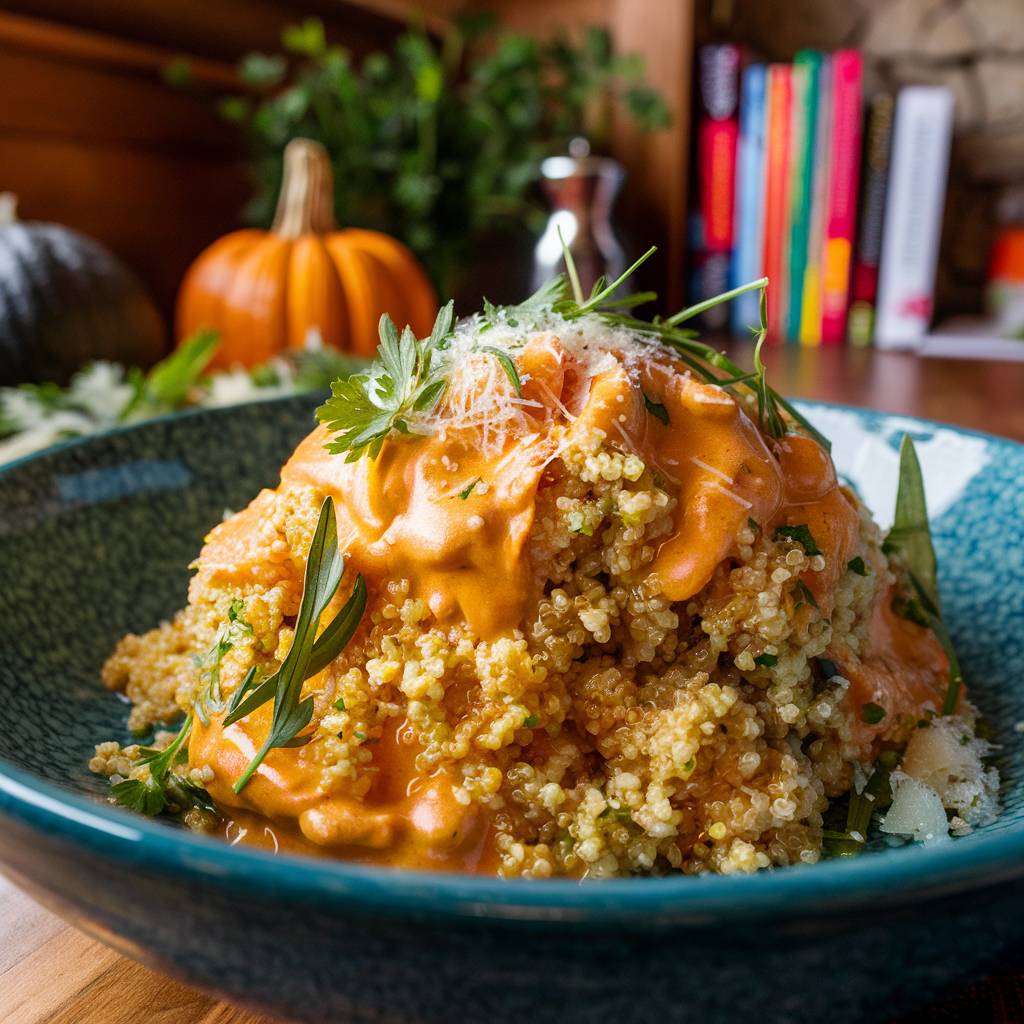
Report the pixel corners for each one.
[213,14,670,299]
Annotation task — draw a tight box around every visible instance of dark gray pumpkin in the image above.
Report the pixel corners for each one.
[0,199,166,386]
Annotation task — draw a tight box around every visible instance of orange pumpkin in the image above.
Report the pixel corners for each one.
[175,138,438,368]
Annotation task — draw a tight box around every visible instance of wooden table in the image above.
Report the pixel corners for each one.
[3,344,1023,1024]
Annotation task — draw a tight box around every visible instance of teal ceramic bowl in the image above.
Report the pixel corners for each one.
[1,395,1022,1024]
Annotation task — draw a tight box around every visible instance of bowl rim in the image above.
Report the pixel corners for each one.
[1,397,1022,928]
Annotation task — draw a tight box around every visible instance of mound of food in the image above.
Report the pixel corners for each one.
[93,277,999,877]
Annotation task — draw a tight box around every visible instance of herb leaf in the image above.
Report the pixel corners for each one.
[316,303,454,461]
[848,556,868,576]
[110,715,198,817]
[773,524,823,557]
[459,478,480,500]
[861,701,886,725]
[643,393,670,426]
[480,346,523,397]
[224,496,367,793]
[885,436,963,715]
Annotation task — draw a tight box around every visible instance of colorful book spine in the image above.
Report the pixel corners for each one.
[820,49,864,344]
[787,50,821,341]
[731,64,768,335]
[699,118,739,252]
[690,44,740,330]
[847,93,895,347]
[874,86,955,348]
[761,64,792,342]
[799,54,832,345]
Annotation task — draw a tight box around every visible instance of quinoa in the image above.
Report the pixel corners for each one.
[100,425,929,878]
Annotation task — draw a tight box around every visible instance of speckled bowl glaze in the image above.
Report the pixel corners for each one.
[1,395,1022,1024]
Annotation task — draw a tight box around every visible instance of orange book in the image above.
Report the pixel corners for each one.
[761,64,792,343]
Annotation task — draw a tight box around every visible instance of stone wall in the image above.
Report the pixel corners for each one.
[695,0,1024,316]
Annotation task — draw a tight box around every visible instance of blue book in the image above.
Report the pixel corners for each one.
[731,64,768,335]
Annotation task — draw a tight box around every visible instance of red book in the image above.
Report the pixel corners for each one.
[820,50,864,344]
[699,117,739,252]
[761,64,792,343]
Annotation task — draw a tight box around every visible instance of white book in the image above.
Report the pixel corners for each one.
[873,86,955,348]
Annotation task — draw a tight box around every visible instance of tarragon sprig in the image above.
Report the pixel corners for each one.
[545,244,829,451]
[316,302,455,462]
[883,435,963,715]
[223,495,367,793]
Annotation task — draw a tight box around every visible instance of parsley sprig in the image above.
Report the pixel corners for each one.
[109,715,211,816]
[224,495,367,793]
[317,303,455,462]
[883,435,963,715]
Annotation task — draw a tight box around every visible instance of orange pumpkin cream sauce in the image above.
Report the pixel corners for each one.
[180,328,949,872]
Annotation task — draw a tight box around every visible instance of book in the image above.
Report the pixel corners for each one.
[799,54,832,345]
[820,49,864,344]
[699,117,739,253]
[787,50,821,341]
[873,86,955,348]
[847,93,895,346]
[761,63,792,342]
[731,63,768,335]
[689,44,740,329]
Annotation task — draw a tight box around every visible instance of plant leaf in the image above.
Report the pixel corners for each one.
[480,346,522,397]
[885,435,963,715]
[230,497,366,793]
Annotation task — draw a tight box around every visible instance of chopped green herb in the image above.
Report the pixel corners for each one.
[753,653,777,668]
[643,393,670,426]
[773,524,823,557]
[847,556,868,576]
[678,755,697,778]
[823,750,898,857]
[459,478,480,500]
[599,804,635,825]
[566,509,593,536]
[224,496,367,793]
[861,702,886,725]
[792,579,822,614]
[354,731,367,740]
[523,713,538,728]
[332,698,346,710]
[748,518,761,532]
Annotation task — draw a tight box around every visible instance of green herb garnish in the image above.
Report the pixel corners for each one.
[884,436,963,715]
[192,598,254,727]
[566,509,594,536]
[459,478,480,500]
[316,303,454,462]
[861,702,886,725]
[792,578,822,614]
[847,556,868,576]
[753,654,777,668]
[643,393,670,426]
[479,346,522,397]
[223,496,367,793]
[523,714,538,728]
[823,750,899,856]
[748,518,761,532]
[110,716,205,816]
[773,524,822,557]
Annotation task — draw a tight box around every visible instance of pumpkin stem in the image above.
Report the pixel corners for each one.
[271,139,336,239]
[0,192,18,227]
